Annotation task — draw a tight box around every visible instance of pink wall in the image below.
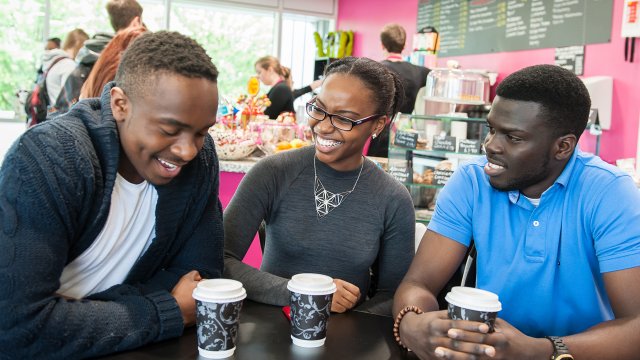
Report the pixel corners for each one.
[337,0,640,163]
[220,171,262,269]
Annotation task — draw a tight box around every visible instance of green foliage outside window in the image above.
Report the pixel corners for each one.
[0,0,45,112]
[170,5,275,100]
[49,1,110,40]
[0,0,293,112]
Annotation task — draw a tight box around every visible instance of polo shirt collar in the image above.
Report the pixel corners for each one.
[507,147,580,204]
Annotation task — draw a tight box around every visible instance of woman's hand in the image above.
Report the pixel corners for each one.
[171,270,202,327]
[331,278,360,313]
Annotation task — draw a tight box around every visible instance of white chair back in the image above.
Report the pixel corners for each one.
[415,222,427,252]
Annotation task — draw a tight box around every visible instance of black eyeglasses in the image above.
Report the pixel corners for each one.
[305,99,381,131]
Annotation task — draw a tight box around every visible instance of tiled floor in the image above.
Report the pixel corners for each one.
[0,121,26,167]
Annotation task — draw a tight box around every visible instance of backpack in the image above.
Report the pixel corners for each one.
[24,56,68,128]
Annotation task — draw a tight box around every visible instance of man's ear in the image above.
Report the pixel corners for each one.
[128,16,142,29]
[110,86,130,124]
[554,134,577,161]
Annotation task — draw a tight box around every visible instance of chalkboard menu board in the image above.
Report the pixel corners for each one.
[394,130,419,149]
[417,0,613,57]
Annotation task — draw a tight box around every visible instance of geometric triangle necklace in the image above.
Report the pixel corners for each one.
[314,155,364,218]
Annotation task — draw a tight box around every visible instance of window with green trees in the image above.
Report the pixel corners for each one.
[0,0,332,119]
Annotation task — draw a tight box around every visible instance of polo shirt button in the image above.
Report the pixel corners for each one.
[533,220,540,227]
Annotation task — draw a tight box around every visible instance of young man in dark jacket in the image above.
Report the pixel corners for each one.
[0,31,223,359]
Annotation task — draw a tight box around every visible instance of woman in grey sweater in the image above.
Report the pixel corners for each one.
[224,57,415,316]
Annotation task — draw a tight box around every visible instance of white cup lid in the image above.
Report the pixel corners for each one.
[287,273,337,295]
[192,279,247,303]
[445,286,502,312]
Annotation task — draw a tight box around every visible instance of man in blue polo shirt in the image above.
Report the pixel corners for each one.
[393,64,640,359]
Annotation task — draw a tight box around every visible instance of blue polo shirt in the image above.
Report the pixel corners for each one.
[428,149,640,337]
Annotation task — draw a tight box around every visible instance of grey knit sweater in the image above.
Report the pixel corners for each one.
[224,146,415,316]
[0,83,224,359]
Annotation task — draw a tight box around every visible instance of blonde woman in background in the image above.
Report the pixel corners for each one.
[255,55,295,119]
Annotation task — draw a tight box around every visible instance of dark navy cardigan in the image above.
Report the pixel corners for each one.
[0,83,224,359]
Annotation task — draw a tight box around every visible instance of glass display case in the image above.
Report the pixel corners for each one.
[387,113,488,223]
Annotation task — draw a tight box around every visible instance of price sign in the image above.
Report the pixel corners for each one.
[458,139,482,154]
[432,136,456,152]
[434,169,454,185]
[389,166,412,184]
[394,130,419,149]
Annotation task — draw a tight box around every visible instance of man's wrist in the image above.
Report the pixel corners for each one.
[545,336,574,360]
[398,311,420,349]
[536,336,556,359]
[394,306,424,348]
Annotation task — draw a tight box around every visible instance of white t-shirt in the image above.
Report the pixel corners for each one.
[523,195,541,207]
[58,173,158,299]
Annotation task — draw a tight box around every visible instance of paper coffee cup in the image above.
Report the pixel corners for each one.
[287,273,337,347]
[445,286,501,332]
[192,279,247,359]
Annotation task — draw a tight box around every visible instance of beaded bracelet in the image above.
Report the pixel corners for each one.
[393,305,424,349]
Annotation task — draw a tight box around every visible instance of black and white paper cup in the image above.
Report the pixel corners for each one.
[192,279,247,358]
[287,273,337,347]
[445,286,502,332]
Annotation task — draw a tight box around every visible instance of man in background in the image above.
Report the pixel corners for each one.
[369,23,430,158]
[45,37,61,50]
[54,0,143,113]
[34,37,62,82]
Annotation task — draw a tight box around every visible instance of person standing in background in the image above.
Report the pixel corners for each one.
[45,37,61,50]
[106,0,144,32]
[255,55,295,119]
[34,38,62,82]
[369,23,431,158]
[44,28,89,104]
[54,0,143,113]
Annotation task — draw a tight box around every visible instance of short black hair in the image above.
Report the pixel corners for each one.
[115,31,218,101]
[47,37,61,48]
[496,64,591,140]
[106,0,143,32]
[324,57,405,118]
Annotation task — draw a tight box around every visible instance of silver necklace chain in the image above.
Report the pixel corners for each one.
[314,156,364,218]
